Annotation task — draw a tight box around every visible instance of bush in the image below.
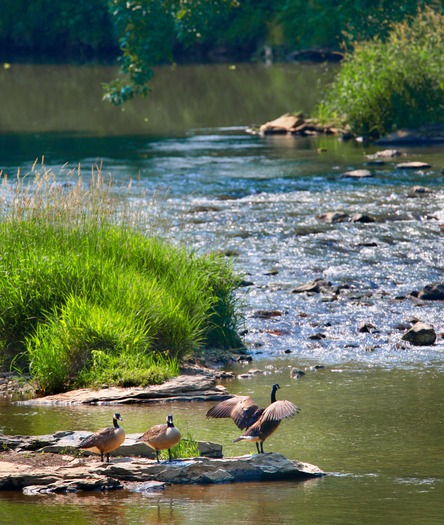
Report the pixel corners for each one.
[315,8,444,137]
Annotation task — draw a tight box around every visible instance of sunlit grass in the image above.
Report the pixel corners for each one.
[0,161,242,394]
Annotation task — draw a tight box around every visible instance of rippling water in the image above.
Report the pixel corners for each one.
[89,127,444,369]
[0,63,443,525]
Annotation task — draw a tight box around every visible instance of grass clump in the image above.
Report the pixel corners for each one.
[0,162,241,394]
[315,8,444,138]
[157,433,201,461]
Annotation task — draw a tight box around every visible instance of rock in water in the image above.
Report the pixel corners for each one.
[402,322,436,346]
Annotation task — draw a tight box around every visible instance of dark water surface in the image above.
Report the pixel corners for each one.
[0,63,443,524]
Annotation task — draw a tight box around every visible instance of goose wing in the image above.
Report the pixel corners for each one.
[206,396,261,430]
[138,423,167,442]
[78,426,114,448]
[260,400,299,423]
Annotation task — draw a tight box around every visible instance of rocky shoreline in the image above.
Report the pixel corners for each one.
[0,431,324,494]
[248,112,444,145]
[14,373,231,406]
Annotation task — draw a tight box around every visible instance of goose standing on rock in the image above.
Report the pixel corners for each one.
[206,383,299,453]
[77,413,125,462]
[137,414,182,463]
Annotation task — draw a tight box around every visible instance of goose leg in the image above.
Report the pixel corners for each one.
[260,442,264,454]
[256,442,260,454]
[168,449,173,462]
[100,452,104,462]
[155,450,160,463]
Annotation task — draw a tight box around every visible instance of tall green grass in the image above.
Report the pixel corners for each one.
[315,8,444,137]
[0,162,241,393]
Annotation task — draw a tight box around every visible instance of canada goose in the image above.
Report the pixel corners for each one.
[77,413,125,462]
[206,383,299,453]
[137,414,182,463]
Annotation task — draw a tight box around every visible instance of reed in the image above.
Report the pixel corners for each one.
[0,161,241,393]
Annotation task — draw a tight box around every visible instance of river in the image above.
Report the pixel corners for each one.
[0,62,443,525]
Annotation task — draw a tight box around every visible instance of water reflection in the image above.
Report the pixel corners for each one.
[0,63,335,138]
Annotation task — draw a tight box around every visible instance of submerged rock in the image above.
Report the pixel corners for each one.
[365,149,401,159]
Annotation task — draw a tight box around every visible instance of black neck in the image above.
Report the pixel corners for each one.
[113,419,120,428]
[271,386,278,403]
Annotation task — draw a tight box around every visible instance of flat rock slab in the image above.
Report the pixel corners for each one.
[16,374,230,406]
[342,169,373,178]
[396,161,432,169]
[0,432,223,459]
[0,453,325,493]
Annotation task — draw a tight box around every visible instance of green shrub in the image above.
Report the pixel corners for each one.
[315,8,444,137]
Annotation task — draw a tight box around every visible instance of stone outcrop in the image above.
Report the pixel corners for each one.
[248,113,345,137]
[16,374,230,406]
[0,432,325,494]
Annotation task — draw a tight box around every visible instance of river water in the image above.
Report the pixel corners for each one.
[0,63,443,524]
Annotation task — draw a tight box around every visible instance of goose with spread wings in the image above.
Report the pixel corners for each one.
[206,383,299,453]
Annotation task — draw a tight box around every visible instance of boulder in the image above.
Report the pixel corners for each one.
[358,322,376,333]
[407,186,433,198]
[291,279,332,294]
[254,113,344,136]
[417,283,444,301]
[351,213,376,223]
[402,322,436,346]
[259,113,305,134]
[316,211,349,223]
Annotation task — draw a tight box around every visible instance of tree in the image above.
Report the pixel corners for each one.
[103,0,238,104]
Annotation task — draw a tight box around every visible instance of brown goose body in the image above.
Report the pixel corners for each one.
[138,414,182,462]
[206,384,299,453]
[77,413,125,462]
